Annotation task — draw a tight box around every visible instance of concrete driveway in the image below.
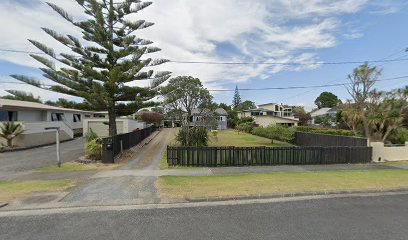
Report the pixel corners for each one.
[0,138,85,175]
[62,129,175,204]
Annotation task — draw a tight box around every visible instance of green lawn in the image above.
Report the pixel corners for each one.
[36,162,117,172]
[209,129,290,147]
[158,169,408,199]
[0,179,77,202]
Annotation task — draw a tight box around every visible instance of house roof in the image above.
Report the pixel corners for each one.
[310,108,331,117]
[0,99,95,113]
[258,103,277,106]
[189,108,228,116]
[241,107,272,112]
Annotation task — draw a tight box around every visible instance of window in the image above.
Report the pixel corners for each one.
[0,111,17,121]
[251,112,260,116]
[51,113,65,121]
[73,114,81,122]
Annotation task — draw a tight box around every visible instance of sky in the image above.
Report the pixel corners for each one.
[0,0,408,110]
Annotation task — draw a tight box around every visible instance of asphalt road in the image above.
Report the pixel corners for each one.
[1,194,407,240]
[0,138,84,173]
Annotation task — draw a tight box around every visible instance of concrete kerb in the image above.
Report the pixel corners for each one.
[2,189,408,217]
[184,187,408,202]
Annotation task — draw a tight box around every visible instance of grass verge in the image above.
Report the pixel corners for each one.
[36,162,117,173]
[158,169,408,199]
[0,179,77,202]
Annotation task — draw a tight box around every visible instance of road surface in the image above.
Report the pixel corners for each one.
[1,193,407,240]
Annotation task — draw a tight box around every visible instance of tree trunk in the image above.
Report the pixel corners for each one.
[7,138,12,147]
[108,104,117,137]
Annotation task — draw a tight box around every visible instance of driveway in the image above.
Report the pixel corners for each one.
[0,138,85,175]
[62,129,175,204]
[1,193,407,239]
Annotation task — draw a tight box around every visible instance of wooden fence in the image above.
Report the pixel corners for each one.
[101,126,156,163]
[294,132,368,147]
[167,146,372,167]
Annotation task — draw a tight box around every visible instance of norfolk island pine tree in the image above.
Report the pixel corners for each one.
[11,0,171,136]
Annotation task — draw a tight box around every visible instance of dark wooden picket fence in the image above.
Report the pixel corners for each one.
[294,132,368,147]
[167,146,372,167]
[101,125,156,163]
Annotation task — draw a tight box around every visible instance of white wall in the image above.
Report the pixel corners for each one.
[371,142,408,162]
[17,110,45,121]
[83,118,147,137]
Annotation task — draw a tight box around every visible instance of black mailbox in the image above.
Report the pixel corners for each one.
[102,138,114,163]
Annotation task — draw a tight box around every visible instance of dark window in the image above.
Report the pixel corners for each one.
[0,111,17,121]
[51,113,64,121]
[73,114,81,122]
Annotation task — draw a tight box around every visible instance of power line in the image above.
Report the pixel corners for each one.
[2,48,408,66]
[2,75,407,91]
[277,48,408,102]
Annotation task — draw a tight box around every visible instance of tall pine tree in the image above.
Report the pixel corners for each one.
[232,85,242,109]
[11,0,170,136]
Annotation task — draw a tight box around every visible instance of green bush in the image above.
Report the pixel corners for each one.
[236,116,254,126]
[388,128,408,144]
[176,127,209,146]
[236,122,253,133]
[85,139,102,160]
[86,128,99,142]
[295,126,356,136]
[252,125,295,143]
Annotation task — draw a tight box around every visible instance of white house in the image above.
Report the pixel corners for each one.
[238,103,299,127]
[310,105,342,126]
[0,99,96,148]
[185,108,228,130]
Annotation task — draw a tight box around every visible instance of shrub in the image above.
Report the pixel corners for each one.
[211,130,219,137]
[0,122,24,147]
[295,126,356,136]
[236,122,253,133]
[252,125,295,143]
[388,128,408,144]
[86,128,99,142]
[85,139,102,160]
[176,127,208,146]
[236,116,254,126]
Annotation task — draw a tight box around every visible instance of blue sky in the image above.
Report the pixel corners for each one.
[0,0,407,110]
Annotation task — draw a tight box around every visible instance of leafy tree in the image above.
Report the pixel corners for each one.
[0,122,24,147]
[162,76,212,127]
[11,0,170,136]
[141,111,163,125]
[232,85,242,109]
[314,92,341,109]
[162,76,212,145]
[294,112,311,126]
[2,90,42,103]
[346,63,381,140]
[238,100,256,111]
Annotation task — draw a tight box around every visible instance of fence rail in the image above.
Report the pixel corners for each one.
[294,131,368,147]
[101,125,156,163]
[167,146,372,167]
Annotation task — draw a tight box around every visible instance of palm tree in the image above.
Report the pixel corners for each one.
[0,122,24,147]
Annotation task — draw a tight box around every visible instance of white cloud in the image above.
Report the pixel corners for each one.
[0,0,394,101]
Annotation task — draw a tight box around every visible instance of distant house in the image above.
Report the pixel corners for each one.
[238,103,299,127]
[185,108,228,130]
[310,105,342,126]
[0,99,97,148]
